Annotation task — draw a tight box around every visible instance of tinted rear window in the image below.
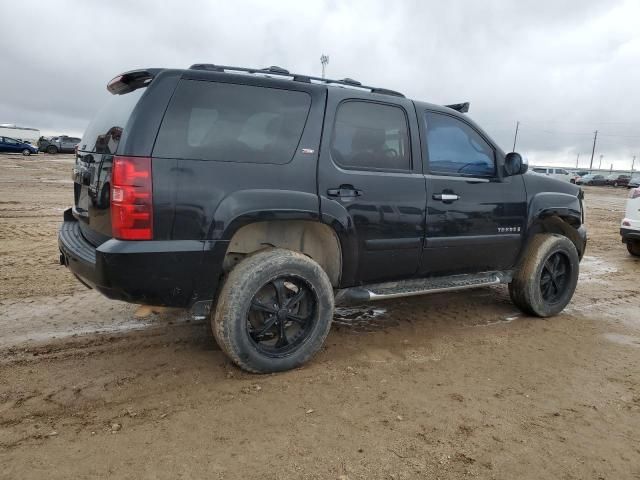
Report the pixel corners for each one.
[80,88,145,154]
[153,80,311,164]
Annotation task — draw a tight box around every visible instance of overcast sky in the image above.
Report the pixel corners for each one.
[2,0,639,169]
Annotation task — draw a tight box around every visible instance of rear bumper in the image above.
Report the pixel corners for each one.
[58,209,227,308]
[621,227,640,242]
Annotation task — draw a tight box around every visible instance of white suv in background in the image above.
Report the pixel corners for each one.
[531,167,573,182]
[621,187,640,256]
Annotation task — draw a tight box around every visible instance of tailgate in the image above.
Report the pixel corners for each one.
[73,88,145,245]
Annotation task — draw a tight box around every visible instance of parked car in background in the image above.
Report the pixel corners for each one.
[531,167,573,182]
[576,174,606,186]
[0,136,38,156]
[39,135,81,154]
[569,170,590,184]
[621,187,640,256]
[628,175,640,189]
[605,174,631,187]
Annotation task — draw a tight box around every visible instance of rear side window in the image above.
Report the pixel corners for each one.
[425,112,495,177]
[533,168,547,174]
[80,88,145,154]
[154,80,311,164]
[330,101,411,171]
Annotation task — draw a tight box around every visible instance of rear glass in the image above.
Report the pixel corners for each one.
[153,80,311,164]
[80,88,145,154]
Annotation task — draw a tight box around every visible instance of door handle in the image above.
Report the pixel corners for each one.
[327,185,363,197]
[432,193,460,202]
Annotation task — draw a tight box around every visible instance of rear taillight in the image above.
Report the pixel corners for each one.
[111,156,153,240]
[630,188,640,199]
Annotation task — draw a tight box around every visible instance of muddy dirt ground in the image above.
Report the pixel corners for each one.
[0,152,639,479]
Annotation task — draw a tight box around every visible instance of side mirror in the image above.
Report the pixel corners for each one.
[504,152,526,176]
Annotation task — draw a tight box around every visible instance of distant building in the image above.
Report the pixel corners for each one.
[0,124,41,144]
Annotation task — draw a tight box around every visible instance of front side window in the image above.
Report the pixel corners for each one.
[154,80,311,164]
[424,112,495,177]
[4,137,18,145]
[330,101,411,171]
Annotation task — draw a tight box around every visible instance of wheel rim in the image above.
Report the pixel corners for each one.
[246,276,317,357]
[540,252,571,303]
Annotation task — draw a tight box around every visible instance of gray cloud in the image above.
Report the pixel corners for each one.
[1,0,638,169]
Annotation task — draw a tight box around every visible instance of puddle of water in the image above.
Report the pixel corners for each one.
[580,256,618,282]
[0,293,197,349]
[333,306,393,332]
[603,333,640,347]
[472,313,520,327]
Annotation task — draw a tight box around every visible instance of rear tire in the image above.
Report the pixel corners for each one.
[627,240,640,257]
[47,145,58,154]
[509,234,580,317]
[212,248,334,373]
[613,181,619,187]
[22,149,31,156]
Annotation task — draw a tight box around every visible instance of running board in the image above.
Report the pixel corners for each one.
[334,271,511,305]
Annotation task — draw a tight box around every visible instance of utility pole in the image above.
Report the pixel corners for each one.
[610,163,613,173]
[575,153,579,168]
[599,154,603,170]
[320,54,329,79]
[589,130,598,172]
[512,121,520,152]
[632,155,636,172]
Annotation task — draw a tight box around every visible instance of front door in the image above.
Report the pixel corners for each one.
[318,93,426,285]
[418,111,527,276]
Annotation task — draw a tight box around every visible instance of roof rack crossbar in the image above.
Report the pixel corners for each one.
[188,63,405,98]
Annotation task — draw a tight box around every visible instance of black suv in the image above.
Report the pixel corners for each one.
[59,65,587,373]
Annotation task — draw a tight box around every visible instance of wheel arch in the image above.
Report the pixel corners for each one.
[524,214,585,261]
[223,219,343,287]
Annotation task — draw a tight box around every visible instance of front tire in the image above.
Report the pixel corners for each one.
[628,240,640,257]
[22,149,31,156]
[509,234,580,317]
[212,248,334,373]
[46,145,58,154]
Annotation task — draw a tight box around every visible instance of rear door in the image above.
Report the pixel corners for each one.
[418,110,527,276]
[317,91,426,285]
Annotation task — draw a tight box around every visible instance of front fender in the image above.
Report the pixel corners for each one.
[527,192,582,228]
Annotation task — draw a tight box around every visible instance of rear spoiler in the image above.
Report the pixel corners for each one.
[107,69,160,95]
[444,102,470,113]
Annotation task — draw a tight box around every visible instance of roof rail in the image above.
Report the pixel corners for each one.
[188,63,405,98]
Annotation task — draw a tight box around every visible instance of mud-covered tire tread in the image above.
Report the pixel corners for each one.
[212,248,334,373]
[627,240,640,257]
[509,233,579,317]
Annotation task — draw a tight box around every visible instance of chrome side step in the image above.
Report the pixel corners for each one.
[334,271,511,305]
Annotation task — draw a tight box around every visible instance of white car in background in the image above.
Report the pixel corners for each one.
[621,187,640,256]
[531,167,573,182]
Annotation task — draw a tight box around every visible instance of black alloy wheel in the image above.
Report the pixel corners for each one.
[247,276,317,357]
[539,252,570,304]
